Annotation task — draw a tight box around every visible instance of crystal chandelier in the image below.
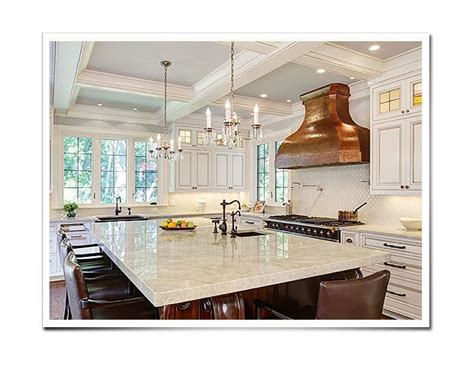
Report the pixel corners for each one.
[148,60,183,161]
[203,42,263,149]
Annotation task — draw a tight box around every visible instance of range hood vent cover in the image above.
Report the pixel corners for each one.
[275,83,369,169]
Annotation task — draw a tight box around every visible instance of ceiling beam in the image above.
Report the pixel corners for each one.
[53,42,83,113]
[76,69,193,102]
[222,41,383,80]
[163,41,323,122]
[70,42,96,107]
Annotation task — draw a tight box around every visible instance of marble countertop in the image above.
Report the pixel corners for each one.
[339,224,422,241]
[90,219,390,307]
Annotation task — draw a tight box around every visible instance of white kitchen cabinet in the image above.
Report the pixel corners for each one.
[213,151,246,191]
[340,229,422,320]
[371,115,421,195]
[175,149,212,191]
[372,72,422,122]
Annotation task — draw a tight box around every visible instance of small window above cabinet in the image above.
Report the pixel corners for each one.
[178,129,193,146]
[372,72,421,122]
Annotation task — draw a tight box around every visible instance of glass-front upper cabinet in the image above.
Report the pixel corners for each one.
[372,73,422,122]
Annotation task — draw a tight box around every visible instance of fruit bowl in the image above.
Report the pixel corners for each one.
[160,225,197,231]
[159,218,197,231]
[398,217,422,231]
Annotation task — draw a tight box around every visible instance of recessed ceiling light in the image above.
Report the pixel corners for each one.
[349,76,355,80]
[286,99,292,103]
[97,103,102,107]
[260,94,267,98]
[133,107,138,111]
[316,69,326,74]
[368,45,380,51]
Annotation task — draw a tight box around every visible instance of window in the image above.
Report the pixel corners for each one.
[257,143,269,201]
[275,141,289,203]
[63,136,92,203]
[100,138,127,204]
[134,141,157,203]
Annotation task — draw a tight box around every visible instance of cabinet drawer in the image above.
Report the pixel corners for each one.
[361,234,421,257]
[365,262,421,284]
[341,232,358,246]
[240,217,264,228]
[362,267,422,319]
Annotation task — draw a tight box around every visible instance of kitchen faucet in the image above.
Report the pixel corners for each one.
[219,199,241,235]
[230,210,241,238]
[115,196,122,216]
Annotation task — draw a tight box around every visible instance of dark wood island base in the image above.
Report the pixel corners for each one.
[158,269,361,320]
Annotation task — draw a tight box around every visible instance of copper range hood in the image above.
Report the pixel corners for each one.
[275,83,369,169]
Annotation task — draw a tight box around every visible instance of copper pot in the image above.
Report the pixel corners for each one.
[338,202,367,222]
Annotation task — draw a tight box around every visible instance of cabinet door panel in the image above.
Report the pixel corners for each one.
[231,153,245,190]
[408,117,422,190]
[214,152,229,190]
[196,151,211,189]
[176,150,193,190]
[372,121,404,191]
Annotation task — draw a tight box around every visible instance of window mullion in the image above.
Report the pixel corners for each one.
[92,137,101,205]
[269,142,276,205]
[129,137,135,204]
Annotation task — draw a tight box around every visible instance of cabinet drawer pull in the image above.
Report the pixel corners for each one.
[387,289,407,297]
[384,262,407,269]
[245,221,255,225]
[383,243,406,249]
[346,238,353,244]
[70,235,83,238]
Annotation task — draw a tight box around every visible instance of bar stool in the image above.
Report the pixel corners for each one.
[254,270,391,320]
[64,251,157,320]
[58,235,133,319]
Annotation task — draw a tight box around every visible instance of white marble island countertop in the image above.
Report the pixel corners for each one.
[90,219,390,307]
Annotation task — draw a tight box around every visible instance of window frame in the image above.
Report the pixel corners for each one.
[54,126,166,208]
[253,131,292,207]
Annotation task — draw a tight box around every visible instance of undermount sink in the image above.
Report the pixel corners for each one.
[232,231,267,237]
[96,214,148,222]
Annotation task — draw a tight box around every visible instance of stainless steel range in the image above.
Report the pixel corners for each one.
[264,215,364,242]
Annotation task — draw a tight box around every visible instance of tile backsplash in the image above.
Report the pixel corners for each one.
[291,164,421,228]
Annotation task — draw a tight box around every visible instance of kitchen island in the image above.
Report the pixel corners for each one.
[90,218,390,319]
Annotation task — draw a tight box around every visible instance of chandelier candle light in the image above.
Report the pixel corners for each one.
[148,60,183,161]
[203,42,263,148]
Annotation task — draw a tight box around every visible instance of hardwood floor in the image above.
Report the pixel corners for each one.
[50,280,66,320]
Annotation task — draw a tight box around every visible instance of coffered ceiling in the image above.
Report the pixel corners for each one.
[52,40,422,125]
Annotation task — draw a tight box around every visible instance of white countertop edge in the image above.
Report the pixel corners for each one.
[340,225,422,241]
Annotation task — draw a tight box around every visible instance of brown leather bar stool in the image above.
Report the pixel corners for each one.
[58,236,134,319]
[64,251,157,320]
[254,270,391,320]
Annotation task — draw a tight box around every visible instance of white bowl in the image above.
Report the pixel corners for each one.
[399,217,422,231]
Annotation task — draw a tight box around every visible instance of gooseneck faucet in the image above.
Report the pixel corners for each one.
[230,210,241,238]
[219,199,241,235]
[115,196,122,216]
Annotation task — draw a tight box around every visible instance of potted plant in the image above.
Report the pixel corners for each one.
[64,202,79,218]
